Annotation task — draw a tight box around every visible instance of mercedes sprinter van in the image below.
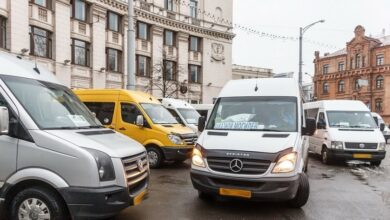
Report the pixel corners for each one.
[304,100,386,166]
[161,98,201,133]
[191,78,316,208]
[0,53,149,219]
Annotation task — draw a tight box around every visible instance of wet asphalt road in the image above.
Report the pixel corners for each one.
[116,149,390,220]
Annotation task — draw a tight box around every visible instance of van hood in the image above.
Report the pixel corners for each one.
[155,124,196,135]
[328,128,385,143]
[43,129,146,158]
[198,131,298,153]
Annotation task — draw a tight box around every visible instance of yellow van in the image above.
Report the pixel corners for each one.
[74,89,197,168]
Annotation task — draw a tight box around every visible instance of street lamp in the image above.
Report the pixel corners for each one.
[299,20,325,87]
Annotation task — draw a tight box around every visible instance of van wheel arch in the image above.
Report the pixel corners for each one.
[321,145,332,165]
[3,179,70,219]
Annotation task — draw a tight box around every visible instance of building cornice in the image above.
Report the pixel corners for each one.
[315,65,390,81]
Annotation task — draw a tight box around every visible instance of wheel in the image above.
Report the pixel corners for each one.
[10,186,69,220]
[321,147,332,165]
[147,146,164,169]
[371,161,382,167]
[198,191,213,201]
[288,173,310,208]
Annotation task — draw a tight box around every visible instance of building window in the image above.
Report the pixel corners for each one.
[0,16,6,49]
[362,56,366,67]
[190,0,198,18]
[165,0,174,11]
[322,64,329,74]
[354,79,360,91]
[338,80,345,93]
[323,82,329,94]
[338,62,344,71]
[29,26,52,58]
[106,48,122,72]
[355,54,361,68]
[163,60,176,81]
[376,75,384,89]
[189,36,201,52]
[136,55,150,77]
[376,54,384,66]
[164,30,176,46]
[107,11,120,32]
[375,99,383,112]
[72,39,90,66]
[137,22,150,40]
[350,58,353,70]
[30,0,50,9]
[72,0,87,21]
[189,65,201,83]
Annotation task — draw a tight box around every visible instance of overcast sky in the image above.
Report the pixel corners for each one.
[232,0,390,82]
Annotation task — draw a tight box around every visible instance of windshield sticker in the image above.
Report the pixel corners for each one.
[215,122,258,130]
[67,115,90,127]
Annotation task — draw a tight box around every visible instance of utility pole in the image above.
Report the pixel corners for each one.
[127,0,136,90]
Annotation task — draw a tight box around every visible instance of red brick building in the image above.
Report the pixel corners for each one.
[314,25,390,122]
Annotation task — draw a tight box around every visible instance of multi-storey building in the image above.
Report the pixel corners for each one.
[0,0,234,104]
[232,64,273,80]
[314,25,390,121]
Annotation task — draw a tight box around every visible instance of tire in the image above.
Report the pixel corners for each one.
[10,186,69,220]
[147,146,164,169]
[288,173,310,208]
[371,160,382,167]
[321,147,332,165]
[198,191,213,201]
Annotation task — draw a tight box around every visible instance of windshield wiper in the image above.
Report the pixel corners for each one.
[45,126,80,130]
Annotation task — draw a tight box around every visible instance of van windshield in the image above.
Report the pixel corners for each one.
[206,97,297,132]
[1,76,101,129]
[327,111,377,129]
[141,103,178,124]
[177,108,200,125]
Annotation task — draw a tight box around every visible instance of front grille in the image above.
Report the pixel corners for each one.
[122,152,149,195]
[345,142,378,150]
[181,134,198,145]
[207,157,271,175]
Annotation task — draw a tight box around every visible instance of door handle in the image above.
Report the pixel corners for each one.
[119,127,126,131]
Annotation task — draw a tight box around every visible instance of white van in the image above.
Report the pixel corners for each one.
[304,100,386,166]
[0,53,149,219]
[161,98,201,133]
[191,78,316,208]
[192,104,214,119]
[371,112,390,143]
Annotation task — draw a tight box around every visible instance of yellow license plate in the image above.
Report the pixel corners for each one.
[133,190,147,206]
[219,188,252,199]
[353,154,372,159]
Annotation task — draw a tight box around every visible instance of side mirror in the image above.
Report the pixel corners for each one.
[316,120,326,129]
[380,123,385,132]
[198,116,206,132]
[303,118,316,136]
[136,115,144,127]
[0,107,9,135]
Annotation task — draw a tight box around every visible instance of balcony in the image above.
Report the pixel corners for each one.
[29,4,53,27]
[189,51,202,63]
[136,39,152,54]
[71,20,91,38]
[106,30,123,47]
[163,45,177,59]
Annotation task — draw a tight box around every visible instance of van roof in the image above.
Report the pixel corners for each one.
[304,100,369,111]
[74,89,161,104]
[161,98,194,109]
[0,52,60,84]
[218,78,300,98]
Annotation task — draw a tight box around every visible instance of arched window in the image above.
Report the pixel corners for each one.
[354,78,360,91]
[376,75,384,89]
[375,99,383,112]
[323,82,329,94]
[355,54,361,68]
[338,80,345,93]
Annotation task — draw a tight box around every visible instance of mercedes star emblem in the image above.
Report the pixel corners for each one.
[229,159,244,173]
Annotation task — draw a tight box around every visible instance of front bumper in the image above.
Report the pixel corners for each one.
[59,185,148,219]
[191,169,300,201]
[328,149,386,161]
[161,146,193,161]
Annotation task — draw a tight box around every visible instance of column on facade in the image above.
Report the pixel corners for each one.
[91,5,106,88]
[151,25,164,97]
[54,0,72,87]
[177,32,189,100]
[9,0,29,54]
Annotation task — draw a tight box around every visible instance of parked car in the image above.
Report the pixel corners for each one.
[191,78,316,208]
[0,52,149,219]
[304,100,386,166]
[371,112,390,143]
[74,90,198,168]
[161,98,201,133]
[192,104,214,119]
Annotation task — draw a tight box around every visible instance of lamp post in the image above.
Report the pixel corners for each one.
[299,20,325,87]
[127,0,136,90]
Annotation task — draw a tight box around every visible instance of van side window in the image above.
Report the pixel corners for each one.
[121,103,143,125]
[167,109,184,124]
[84,102,115,125]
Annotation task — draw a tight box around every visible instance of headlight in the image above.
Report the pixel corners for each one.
[379,142,386,151]
[192,144,205,168]
[168,134,184,145]
[330,141,343,150]
[272,152,297,173]
[84,148,115,181]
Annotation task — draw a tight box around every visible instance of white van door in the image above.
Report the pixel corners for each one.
[312,111,327,154]
[0,92,18,189]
